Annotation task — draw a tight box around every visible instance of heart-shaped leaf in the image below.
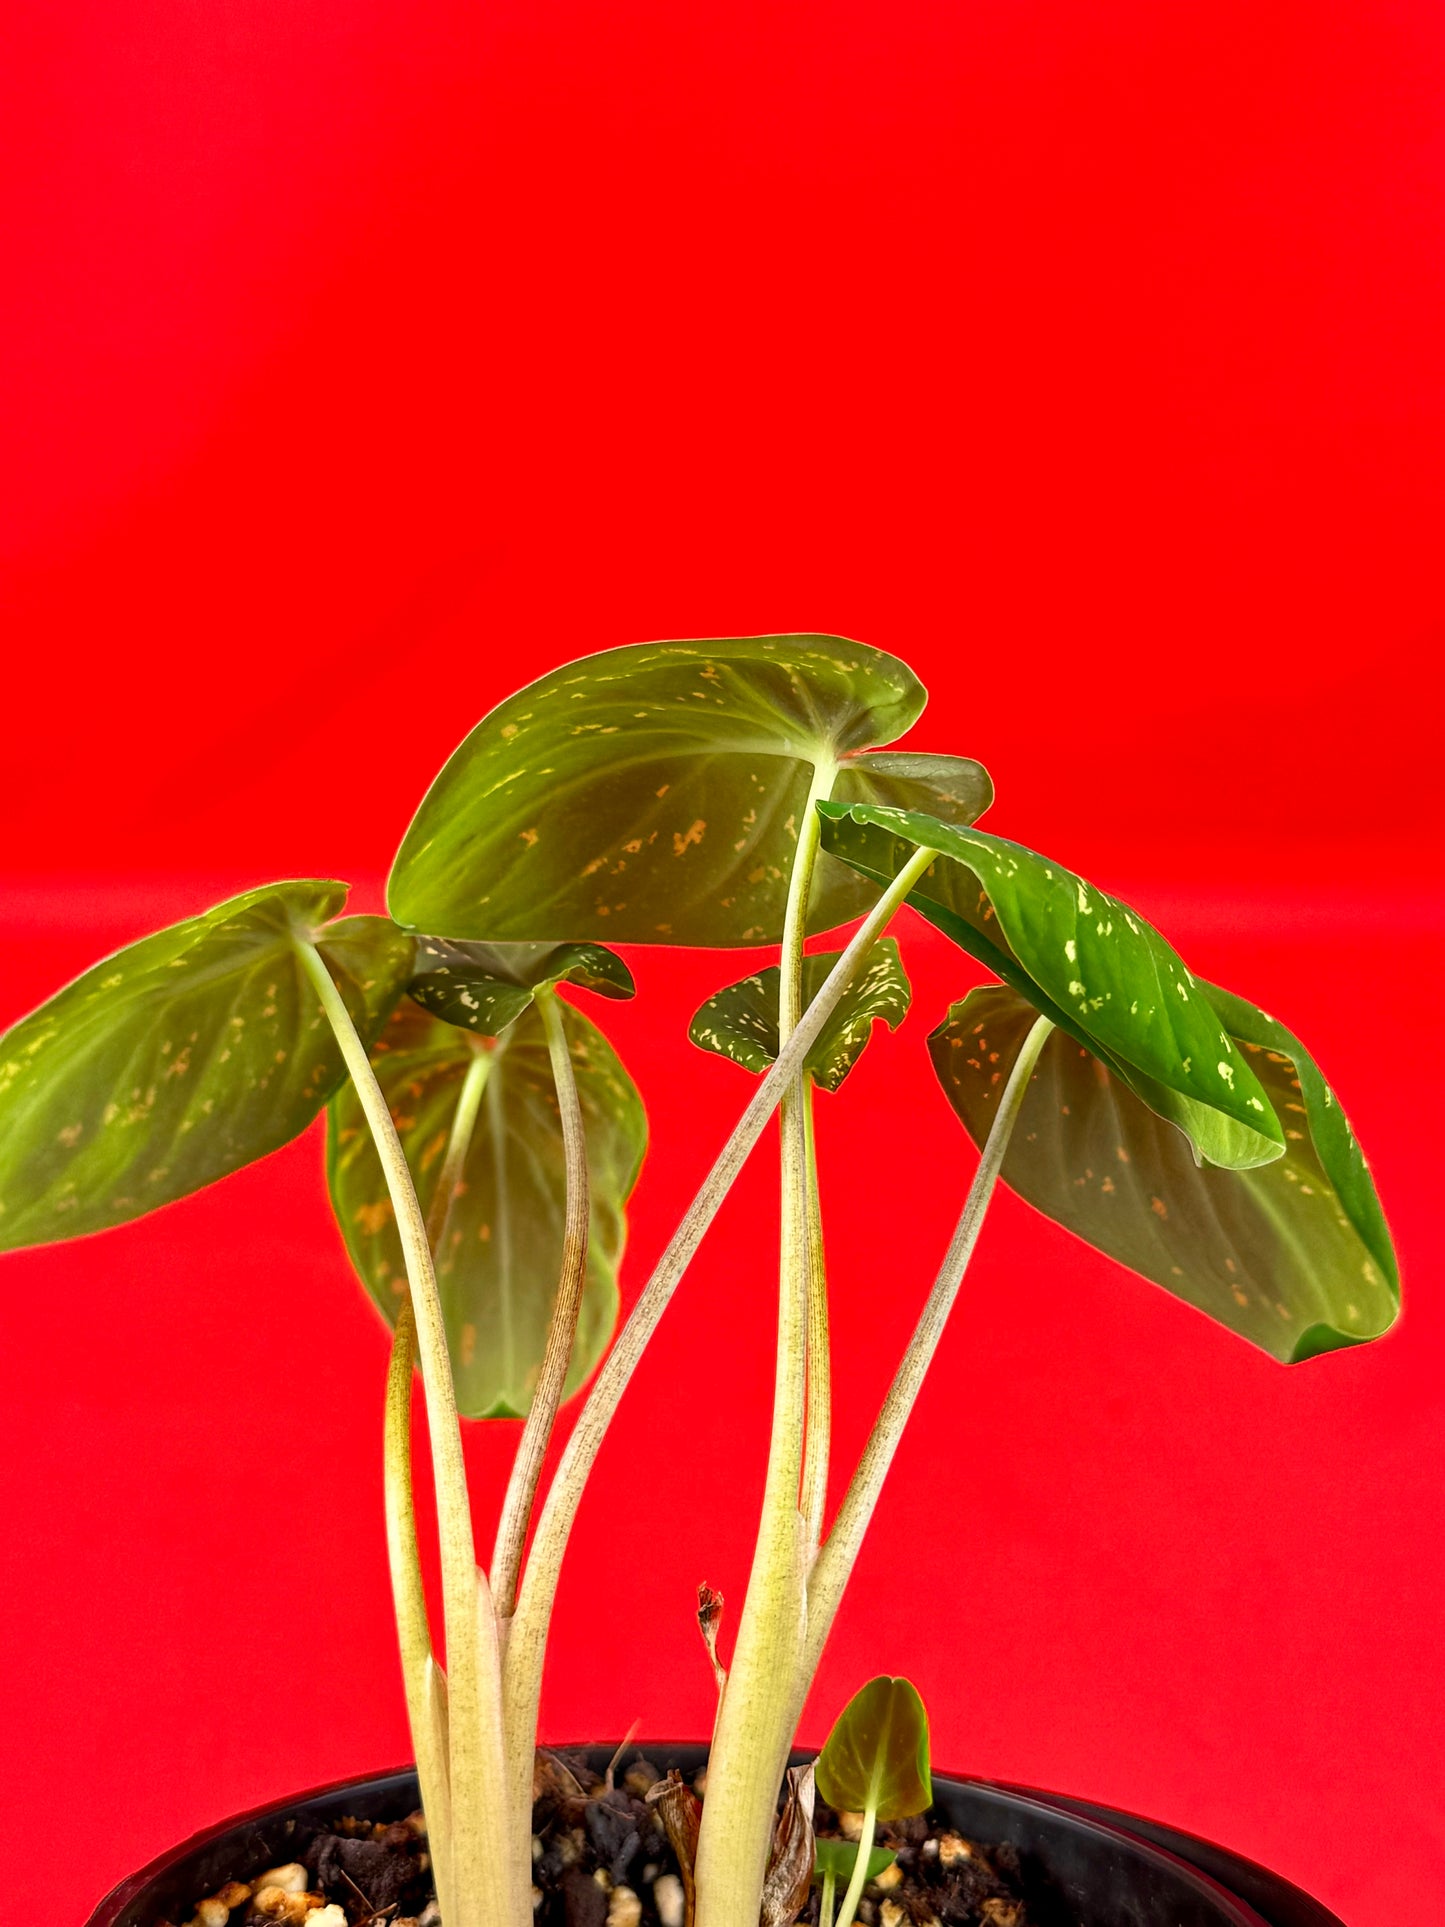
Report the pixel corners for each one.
[814,1676,932,1822]
[407,937,635,1037]
[326,996,646,1418]
[687,941,911,1093]
[817,803,1284,1172]
[388,636,992,946]
[812,1843,897,1884]
[931,982,1399,1362]
[0,883,412,1253]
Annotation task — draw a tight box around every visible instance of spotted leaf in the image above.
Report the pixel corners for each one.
[817,802,1284,1171]
[0,884,413,1252]
[932,982,1399,1362]
[326,996,646,1418]
[388,636,992,947]
[688,941,911,1093]
[407,937,635,1037]
[815,1677,932,1823]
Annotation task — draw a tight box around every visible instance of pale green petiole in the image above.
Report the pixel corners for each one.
[384,1039,490,1927]
[820,1869,837,1927]
[800,1090,829,1552]
[692,761,832,1927]
[501,842,940,1906]
[835,1810,879,1927]
[384,1304,454,1926]
[299,940,517,1927]
[803,1012,1056,1681]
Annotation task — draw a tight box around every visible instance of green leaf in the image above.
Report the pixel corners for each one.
[326,996,647,1418]
[0,883,412,1253]
[388,636,992,946]
[812,1842,897,1884]
[817,803,1284,1172]
[814,1676,933,1822]
[931,982,1399,1362]
[829,750,993,822]
[407,937,635,1037]
[687,941,911,1093]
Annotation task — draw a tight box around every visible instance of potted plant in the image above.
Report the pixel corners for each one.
[1,636,1397,1927]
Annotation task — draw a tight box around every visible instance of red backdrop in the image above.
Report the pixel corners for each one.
[2,3,1443,1922]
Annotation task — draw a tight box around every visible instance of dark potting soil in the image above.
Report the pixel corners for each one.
[162,1752,1041,1927]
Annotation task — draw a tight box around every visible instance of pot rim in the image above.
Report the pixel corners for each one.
[86,1751,1344,1927]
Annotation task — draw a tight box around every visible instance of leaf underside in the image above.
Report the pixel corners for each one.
[0,883,412,1252]
[407,936,635,1037]
[817,802,1284,1172]
[327,997,647,1419]
[931,982,1399,1362]
[688,940,911,1093]
[388,635,992,947]
[815,1676,932,1822]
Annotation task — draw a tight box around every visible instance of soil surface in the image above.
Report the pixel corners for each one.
[162,1752,1039,1927]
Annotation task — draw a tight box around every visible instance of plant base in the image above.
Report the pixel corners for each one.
[87,1748,1343,1927]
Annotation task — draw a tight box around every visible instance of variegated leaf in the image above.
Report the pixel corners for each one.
[327,996,646,1418]
[931,981,1398,1362]
[817,802,1284,1171]
[0,883,411,1251]
[688,941,910,1093]
[408,937,634,1037]
[388,636,991,946]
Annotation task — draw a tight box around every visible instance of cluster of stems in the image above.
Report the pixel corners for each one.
[299,817,1053,1927]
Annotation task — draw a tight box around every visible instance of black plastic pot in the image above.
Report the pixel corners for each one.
[87,1748,1344,1927]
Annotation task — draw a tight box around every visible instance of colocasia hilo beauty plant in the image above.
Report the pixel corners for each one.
[0,638,1400,1927]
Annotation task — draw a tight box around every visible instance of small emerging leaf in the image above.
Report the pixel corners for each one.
[932,982,1399,1363]
[388,637,993,947]
[408,937,635,1037]
[688,941,911,1093]
[812,1842,897,1884]
[0,883,411,1252]
[818,802,1284,1172]
[327,997,646,1418]
[814,1677,932,1822]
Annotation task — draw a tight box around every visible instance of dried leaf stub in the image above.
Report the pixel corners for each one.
[761,1765,816,1927]
[697,1583,726,1692]
[646,1770,702,1927]
[533,1747,591,1822]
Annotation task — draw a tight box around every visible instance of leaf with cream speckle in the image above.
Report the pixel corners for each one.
[407,937,635,1036]
[688,942,911,1093]
[0,884,412,1252]
[387,637,992,947]
[931,982,1399,1362]
[326,997,646,1418]
[817,802,1284,1171]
